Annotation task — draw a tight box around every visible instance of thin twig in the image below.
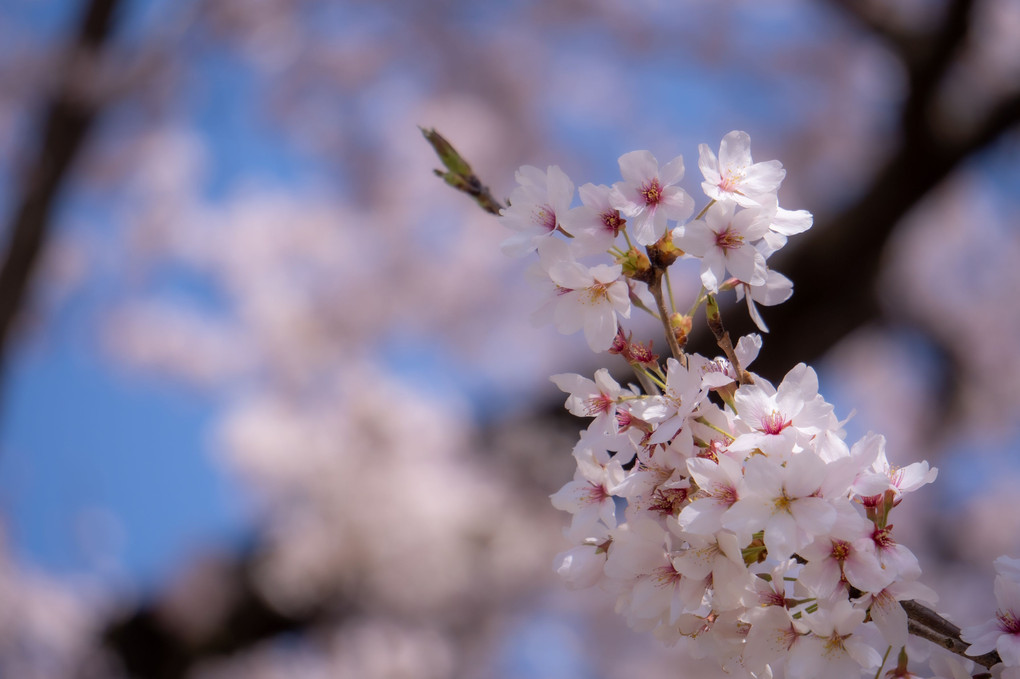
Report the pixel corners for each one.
[705,295,750,385]
[649,271,684,362]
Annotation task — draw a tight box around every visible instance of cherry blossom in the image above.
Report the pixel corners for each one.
[500,164,575,256]
[722,452,837,560]
[495,132,957,679]
[698,130,786,207]
[550,442,625,541]
[609,150,694,246]
[728,362,836,461]
[690,333,763,389]
[743,605,807,675]
[674,199,769,292]
[532,238,632,352]
[796,507,892,597]
[639,357,708,444]
[550,368,626,438]
[676,454,743,536]
[562,182,627,255]
[963,555,1020,666]
[553,523,611,590]
[857,579,938,650]
[788,598,882,678]
[735,268,793,332]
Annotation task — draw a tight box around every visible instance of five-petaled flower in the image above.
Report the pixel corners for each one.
[609,150,693,246]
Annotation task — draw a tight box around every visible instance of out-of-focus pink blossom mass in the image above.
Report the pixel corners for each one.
[0,0,1019,677]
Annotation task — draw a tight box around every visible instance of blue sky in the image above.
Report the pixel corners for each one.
[2,0,1019,607]
[0,326,249,588]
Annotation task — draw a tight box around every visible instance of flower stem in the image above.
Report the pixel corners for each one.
[631,295,660,321]
[873,646,891,679]
[694,416,734,442]
[650,271,684,362]
[686,286,707,317]
[622,228,634,251]
[665,268,677,314]
[705,294,751,385]
[694,199,716,221]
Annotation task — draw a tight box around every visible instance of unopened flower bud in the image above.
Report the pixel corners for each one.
[670,313,692,350]
[617,247,653,283]
[422,127,503,214]
[647,233,684,269]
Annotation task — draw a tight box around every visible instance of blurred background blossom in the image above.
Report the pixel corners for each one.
[1,0,1019,677]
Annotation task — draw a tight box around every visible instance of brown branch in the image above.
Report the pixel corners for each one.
[903,599,1002,670]
[825,0,919,57]
[705,294,750,385]
[649,271,684,361]
[900,0,973,148]
[97,547,336,679]
[0,0,122,389]
[689,1,1019,384]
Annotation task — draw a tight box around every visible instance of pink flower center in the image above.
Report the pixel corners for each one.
[585,281,610,304]
[760,410,789,435]
[718,173,740,193]
[872,525,895,549]
[697,441,722,463]
[640,179,664,206]
[649,487,689,517]
[609,329,629,355]
[626,338,657,365]
[859,493,883,509]
[823,632,851,655]
[601,209,625,235]
[772,492,793,513]
[830,539,851,562]
[998,609,1020,635]
[714,227,743,251]
[889,466,907,490]
[712,483,738,507]
[533,204,557,231]
[583,393,615,417]
[652,562,683,587]
[584,482,610,506]
[760,589,786,607]
[701,357,733,379]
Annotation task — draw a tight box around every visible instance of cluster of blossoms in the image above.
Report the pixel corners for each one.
[493,131,1012,678]
[500,130,812,350]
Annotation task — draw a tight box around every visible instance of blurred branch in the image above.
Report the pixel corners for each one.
[825,0,919,57]
[826,0,972,92]
[0,0,122,392]
[690,0,1020,385]
[899,0,973,144]
[418,1,1018,390]
[98,549,335,679]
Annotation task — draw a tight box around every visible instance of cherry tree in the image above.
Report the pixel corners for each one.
[0,1,1019,678]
